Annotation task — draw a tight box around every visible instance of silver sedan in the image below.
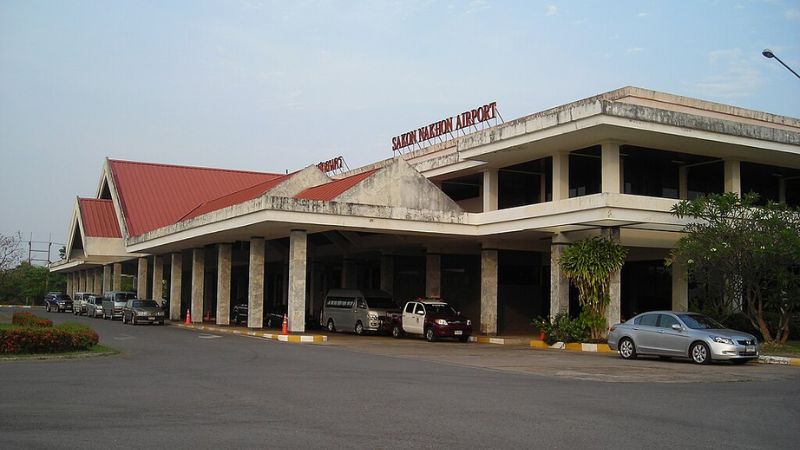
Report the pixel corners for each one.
[607,311,758,365]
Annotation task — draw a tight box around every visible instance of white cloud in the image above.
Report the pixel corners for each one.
[546,4,558,16]
[626,47,644,54]
[637,12,649,17]
[694,49,763,99]
[464,0,489,15]
[786,8,800,19]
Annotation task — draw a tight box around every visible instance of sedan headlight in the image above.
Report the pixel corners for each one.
[712,336,734,345]
[435,319,448,326]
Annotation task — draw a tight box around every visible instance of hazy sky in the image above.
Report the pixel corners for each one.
[1,0,799,256]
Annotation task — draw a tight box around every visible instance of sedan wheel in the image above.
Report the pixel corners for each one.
[355,321,364,336]
[46,304,51,312]
[131,315,137,326]
[122,314,126,324]
[619,338,637,360]
[392,325,402,339]
[425,327,436,342]
[690,342,711,365]
[326,319,336,333]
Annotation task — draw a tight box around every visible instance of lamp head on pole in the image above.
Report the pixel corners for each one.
[762,49,775,59]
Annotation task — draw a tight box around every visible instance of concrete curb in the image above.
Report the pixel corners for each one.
[758,355,800,366]
[174,323,327,344]
[0,305,39,309]
[468,336,531,345]
[530,340,613,353]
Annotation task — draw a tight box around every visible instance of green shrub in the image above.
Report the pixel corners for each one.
[0,316,99,354]
[538,313,589,344]
[12,312,53,328]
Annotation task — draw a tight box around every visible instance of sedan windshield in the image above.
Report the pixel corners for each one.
[678,314,725,330]
[134,300,159,308]
[425,304,457,315]
[115,293,137,301]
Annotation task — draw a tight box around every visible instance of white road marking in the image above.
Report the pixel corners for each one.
[114,335,135,340]
[198,334,222,339]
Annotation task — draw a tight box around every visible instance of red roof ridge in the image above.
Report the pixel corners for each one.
[294,168,380,201]
[180,174,291,221]
[107,159,283,178]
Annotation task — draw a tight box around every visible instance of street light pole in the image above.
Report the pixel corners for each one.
[762,49,800,80]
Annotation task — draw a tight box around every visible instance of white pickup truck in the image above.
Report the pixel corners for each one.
[383,299,473,342]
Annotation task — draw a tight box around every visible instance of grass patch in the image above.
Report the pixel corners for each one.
[0,343,118,361]
[762,341,800,358]
[0,311,11,324]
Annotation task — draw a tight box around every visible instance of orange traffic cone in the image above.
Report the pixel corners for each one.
[281,314,288,335]
[185,308,191,325]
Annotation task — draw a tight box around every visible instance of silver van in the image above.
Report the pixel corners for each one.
[320,289,398,335]
[102,291,137,320]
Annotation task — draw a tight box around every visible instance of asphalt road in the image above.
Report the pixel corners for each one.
[2,308,799,449]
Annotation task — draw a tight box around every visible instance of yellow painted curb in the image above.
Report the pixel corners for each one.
[530,340,548,349]
[791,358,800,367]
[173,323,327,344]
[564,343,583,351]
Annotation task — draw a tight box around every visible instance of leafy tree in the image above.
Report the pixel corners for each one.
[0,262,65,305]
[670,193,800,345]
[559,236,627,340]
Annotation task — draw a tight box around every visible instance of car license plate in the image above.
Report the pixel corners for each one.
[148,316,155,320]
[454,330,463,335]
[746,345,755,353]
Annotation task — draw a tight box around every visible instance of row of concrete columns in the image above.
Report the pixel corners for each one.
[66,263,123,298]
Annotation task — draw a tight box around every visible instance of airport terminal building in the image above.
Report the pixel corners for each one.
[50,87,800,335]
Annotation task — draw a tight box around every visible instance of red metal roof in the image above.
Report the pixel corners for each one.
[79,198,122,238]
[108,160,283,236]
[181,175,289,221]
[294,169,379,201]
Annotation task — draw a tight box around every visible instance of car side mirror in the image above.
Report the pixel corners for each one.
[671,324,682,331]
[417,311,424,316]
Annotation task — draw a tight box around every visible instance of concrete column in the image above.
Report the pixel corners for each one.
[482,169,499,212]
[380,254,394,295]
[66,274,73,298]
[137,257,148,299]
[288,230,307,333]
[480,248,498,335]
[87,270,94,293]
[103,265,111,294]
[94,270,101,294]
[169,253,182,321]
[671,260,688,312]
[191,249,204,323]
[552,152,570,200]
[152,256,163,304]
[678,166,688,200]
[248,238,265,328]
[602,227,622,329]
[216,244,232,326]
[341,257,356,289]
[724,159,741,195]
[601,142,621,194]
[778,178,786,204]
[550,234,570,319]
[113,263,122,291]
[78,271,86,292]
[425,253,441,299]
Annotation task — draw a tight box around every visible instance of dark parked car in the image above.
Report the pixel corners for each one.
[231,301,284,328]
[608,311,759,365]
[122,299,166,325]
[44,293,73,313]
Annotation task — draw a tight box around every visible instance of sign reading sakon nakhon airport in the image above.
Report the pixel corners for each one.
[391,101,499,152]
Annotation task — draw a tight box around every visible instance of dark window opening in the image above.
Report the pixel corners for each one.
[622,146,680,198]
[687,160,724,199]
[498,157,552,209]
[569,146,601,197]
[741,162,800,207]
[440,173,481,202]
